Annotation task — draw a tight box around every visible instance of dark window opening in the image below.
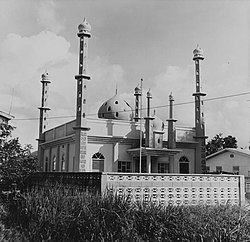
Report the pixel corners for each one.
[158,163,169,173]
[118,161,131,172]
[92,152,105,172]
[179,156,189,174]
[216,166,222,172]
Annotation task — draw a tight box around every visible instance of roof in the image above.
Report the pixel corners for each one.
[0,111,14,121]
[127,147,181,157]
[206,148,250,160]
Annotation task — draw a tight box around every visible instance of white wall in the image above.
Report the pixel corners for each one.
[102,173,245,206]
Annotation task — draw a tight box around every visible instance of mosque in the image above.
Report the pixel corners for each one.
[37,19,207,174]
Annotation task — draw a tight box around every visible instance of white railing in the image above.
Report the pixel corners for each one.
[102,173,245,206]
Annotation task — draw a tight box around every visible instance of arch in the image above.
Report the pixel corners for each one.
[45,156,49,172]
[92,152,105,172]
[179,156,189,163]
[179,156,189,174]
[61,154,66,171]
[52,155,56,172]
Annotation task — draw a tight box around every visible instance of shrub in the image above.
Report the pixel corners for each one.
[2,185,250,241]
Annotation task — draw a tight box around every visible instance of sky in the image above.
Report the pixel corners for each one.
[0,0,249,150]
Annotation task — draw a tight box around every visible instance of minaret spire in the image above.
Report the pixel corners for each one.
[37,71,51,170]
[115,83,118,95]
[167,92,177,149]
[144,89,154,147]
[134,84,141,122]
[73,18,91,172]
[192,45,207,173]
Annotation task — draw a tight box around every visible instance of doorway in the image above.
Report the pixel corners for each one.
[135,156,147,173]
[179,156,189,174]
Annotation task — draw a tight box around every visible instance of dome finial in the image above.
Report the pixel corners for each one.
[41,70,50,81]
[147,88,152,98]
[78,18,91,33]
[169,92,174,101]
[193,44,204,60]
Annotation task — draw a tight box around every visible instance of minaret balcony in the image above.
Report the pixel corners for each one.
[75,74,91,80]
[38,107,51,111]
[77,32,91,38]
[144,116,155,121]
[192,92,206,97]
[41,80,51,84]
[167,118,177,122]
[193,55,204,61]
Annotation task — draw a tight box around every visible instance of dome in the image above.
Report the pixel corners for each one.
[78,18,91,33]
[193,45,204,60]
[152,114,164,131]
[134,86,141,95]
[98,94,133,121]
[147,89,152,98]
[41,71,50,82]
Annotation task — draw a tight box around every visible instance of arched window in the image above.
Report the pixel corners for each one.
[179,156,189,174]
[61,154,66,171]
[92,152,105,172]
[52,155,56,172]
[45,157,49,172]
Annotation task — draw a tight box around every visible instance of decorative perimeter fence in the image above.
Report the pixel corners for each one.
[245,176,250,195]
[25,172,102,193]
[102,173,245,206]
[24,172,245,206]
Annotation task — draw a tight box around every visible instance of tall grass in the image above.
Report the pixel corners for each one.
[1,185,250,241]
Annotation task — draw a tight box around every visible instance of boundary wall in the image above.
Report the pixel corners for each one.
[102,173,245,206]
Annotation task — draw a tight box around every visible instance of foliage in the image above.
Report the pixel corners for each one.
[1,185,250,241]
[206,133,237,156]
[0,122,38,191]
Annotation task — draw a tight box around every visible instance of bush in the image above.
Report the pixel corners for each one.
[2,185,250,241]
[0,123,38,192]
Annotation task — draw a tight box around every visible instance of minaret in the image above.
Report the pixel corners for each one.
[73,18,91,172]
[192,45,207,173]
[37,71,51,170]
[144,89,154,147]
[167,93,177,149]
[134,86,141,122]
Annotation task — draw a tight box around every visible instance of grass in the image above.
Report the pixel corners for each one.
[1,185,250,241]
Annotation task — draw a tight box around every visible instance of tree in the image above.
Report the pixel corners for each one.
[206,133,237,156]
[0,122,38,191]
[223,135,237,149]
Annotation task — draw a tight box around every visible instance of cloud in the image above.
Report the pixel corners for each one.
[0,31,71,122]
[87,56,126,116]
[0,30,71,148]
[37,0,63,34]
[149,65,194,125]
[205,96,249,148]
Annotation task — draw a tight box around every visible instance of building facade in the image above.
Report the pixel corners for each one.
[206,148,250,176]
[0,111,14,124]
[38,19,207,174]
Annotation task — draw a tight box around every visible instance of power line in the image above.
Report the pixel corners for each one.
[12,91,250,121]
